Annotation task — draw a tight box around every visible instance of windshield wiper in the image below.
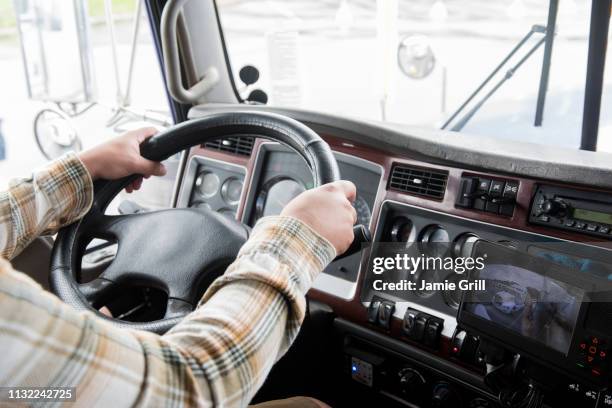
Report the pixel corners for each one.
[441,25,548,132]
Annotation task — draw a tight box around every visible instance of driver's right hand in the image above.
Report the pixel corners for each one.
[281,180,357,255]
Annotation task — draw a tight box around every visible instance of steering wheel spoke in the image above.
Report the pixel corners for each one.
[165,298,194,319]
[88,213,136,241]
[79,277,116,303]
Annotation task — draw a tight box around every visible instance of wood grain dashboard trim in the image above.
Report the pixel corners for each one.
[181,133,612,370]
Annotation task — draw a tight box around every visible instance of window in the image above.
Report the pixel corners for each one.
[1,0,172,208]
[216,0,608,151]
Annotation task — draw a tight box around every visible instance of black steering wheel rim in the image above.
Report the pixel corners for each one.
[50,111,340,334]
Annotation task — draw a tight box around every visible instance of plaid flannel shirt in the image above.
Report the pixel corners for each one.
[0,153,335,407]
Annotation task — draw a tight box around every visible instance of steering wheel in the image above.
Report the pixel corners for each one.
[50,112,340,334]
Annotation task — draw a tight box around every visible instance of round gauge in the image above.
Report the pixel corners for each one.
[190,201,211,210]
[443,272,462,309]
[219,208,237,219]
[419,225,450,257]
[452,233,479,258]
[221,177,243,205]
[353,196,372,226]
[389,217,416,246]
[415,270,443,298]
[256,177,306,220]
[195,171,220,198]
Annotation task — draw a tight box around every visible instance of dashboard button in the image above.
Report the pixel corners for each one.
[565,219,576,227]
[367,299,382,325]
[499,204,514,217]
[499,182,518,215]
[575,221,586,229]
[403,308,419,337]
[599,226,610,234]
[473,198,486,211]
[587,224,598,232]
[456,177,478,208]
[423,317,443,348]
[489,180,504,197]
[477,179,491,193]
[412,313,429,342]
[473,179,491,211]
[378,301,395,330]
[485,201,499,214]
[503,182,519,199]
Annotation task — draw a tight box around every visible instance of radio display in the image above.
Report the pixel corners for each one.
[572,208,612,225]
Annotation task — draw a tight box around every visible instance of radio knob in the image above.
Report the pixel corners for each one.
[541,199,567,216]
[431,382,460,408]
[398,367,426,399]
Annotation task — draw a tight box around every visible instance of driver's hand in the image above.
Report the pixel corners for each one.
[78,127,167,193]
[281,180,357,255]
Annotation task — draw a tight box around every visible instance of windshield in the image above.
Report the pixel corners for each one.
[216,0,612,152]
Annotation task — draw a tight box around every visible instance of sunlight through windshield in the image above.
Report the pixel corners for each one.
[217,0,611,151]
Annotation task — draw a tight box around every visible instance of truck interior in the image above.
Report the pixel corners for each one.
[10,0,612,407]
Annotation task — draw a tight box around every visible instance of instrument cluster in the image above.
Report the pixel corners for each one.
[244,144,382,230]
[177,156,246,219]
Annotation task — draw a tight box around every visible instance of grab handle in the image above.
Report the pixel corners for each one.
[160,0,219,103]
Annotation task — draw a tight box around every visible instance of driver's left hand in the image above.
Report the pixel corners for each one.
[78,127,167,193]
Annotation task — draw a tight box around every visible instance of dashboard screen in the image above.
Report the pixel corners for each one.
[463,242,583,355]
[572,208,612,225]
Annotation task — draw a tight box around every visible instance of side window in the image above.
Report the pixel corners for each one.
[1,0,173,208]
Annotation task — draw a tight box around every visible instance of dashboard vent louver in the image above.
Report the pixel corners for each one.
[204,136,255,156]
[388,163,448,200]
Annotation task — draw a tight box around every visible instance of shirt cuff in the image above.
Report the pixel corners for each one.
[199,215,336,317]
[244,215,337,275]
[35,152,94,226]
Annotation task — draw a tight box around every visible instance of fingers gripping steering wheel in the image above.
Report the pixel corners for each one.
[50,112,340,334]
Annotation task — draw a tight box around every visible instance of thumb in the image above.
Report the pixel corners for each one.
[136,158,167,177]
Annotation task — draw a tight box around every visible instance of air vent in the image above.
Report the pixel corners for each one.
[204,136,254,156]
[388,163,448,200]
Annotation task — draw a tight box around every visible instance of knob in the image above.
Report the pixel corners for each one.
[398,367,426,397]
[540,199,567,216]
[431,382,461,408]
[468,398,491,408]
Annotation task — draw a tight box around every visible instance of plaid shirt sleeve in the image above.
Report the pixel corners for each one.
[0,152,93,260]
[0,155,336,407]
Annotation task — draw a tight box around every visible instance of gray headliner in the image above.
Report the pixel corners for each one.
[189,104,612,190]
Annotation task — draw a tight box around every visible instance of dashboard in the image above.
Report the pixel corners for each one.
[174,107,612,407]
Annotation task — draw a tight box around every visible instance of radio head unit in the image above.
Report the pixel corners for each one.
[458,240,612,388]
[531,184,612,239]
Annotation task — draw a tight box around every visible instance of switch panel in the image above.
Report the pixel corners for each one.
[403,308,444,349]
[456,175,518,217]
[378,301,395,330]
[368,297,395,330]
